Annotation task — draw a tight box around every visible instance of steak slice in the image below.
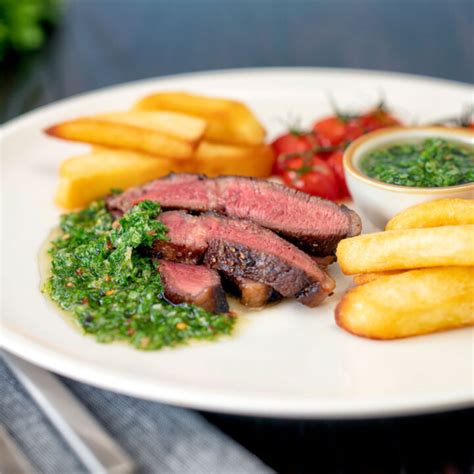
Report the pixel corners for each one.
[225,276,280,308]
[154,211,335,307]
[157,260,229,313]
[311,255,337,269]
[106,173,361,256]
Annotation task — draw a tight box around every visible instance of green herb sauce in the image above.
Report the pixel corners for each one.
[360,138,474,187]
[44,200,235,350]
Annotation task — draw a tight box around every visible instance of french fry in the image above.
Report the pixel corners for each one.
[190,141,274,177]
[94,111,206,143]
[336,267,474,339]
[46,111,207,159]
[353,270,404,285]
[336,225,474,275]
[134,92,266,146]
[386,199,474,231]
[56,149,187,209]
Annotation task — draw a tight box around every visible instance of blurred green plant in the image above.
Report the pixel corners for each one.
[0,0,61,61]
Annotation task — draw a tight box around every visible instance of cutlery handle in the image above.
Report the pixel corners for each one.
[3,352,135,474]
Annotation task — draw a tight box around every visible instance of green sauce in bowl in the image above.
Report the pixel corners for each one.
[360,138,474,187]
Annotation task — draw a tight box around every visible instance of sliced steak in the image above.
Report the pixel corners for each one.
[225,276,279,308]
[154,211,335,307]
[157,260,229,313]
[106,173,361,256]
[311,255,337,269]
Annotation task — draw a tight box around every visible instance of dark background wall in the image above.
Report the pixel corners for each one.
[1,0,473,122]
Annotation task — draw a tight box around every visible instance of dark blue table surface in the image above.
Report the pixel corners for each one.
[1,1,473,472]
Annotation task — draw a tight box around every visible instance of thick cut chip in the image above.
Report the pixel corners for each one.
[190,141,274,177]
[56,149,187,209]
[94,111,206,142]
[386,199,474,231]
[336,267,474,339]
[134,92,265,146]
[46,111,207,159]
[336,225,474,275]
[353,270,404,285]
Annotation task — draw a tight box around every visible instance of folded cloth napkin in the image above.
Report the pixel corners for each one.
[0,357,273,474]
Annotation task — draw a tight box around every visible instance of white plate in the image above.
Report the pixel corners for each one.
[1,68,473,418]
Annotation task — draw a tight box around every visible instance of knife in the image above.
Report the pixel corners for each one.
[3,352,135,474]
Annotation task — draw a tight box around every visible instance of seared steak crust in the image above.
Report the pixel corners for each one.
[107,173,361,256]
[205,240,311,299]
[205,240,327,307]
[154,211,335,307]
[156,243,204,264]
[225,276,279,308]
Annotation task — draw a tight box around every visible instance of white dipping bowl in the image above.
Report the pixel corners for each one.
[343,126,474,229]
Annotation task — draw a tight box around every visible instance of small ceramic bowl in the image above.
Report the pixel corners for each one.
[343,126,474,229]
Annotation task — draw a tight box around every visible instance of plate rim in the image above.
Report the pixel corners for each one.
[2,67,473,419]
[2,327,473,419]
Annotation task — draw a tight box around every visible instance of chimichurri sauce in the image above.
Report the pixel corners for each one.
[360,138,474,187]
[44,200,235,350]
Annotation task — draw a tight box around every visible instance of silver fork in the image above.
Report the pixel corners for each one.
[3,352,135,474]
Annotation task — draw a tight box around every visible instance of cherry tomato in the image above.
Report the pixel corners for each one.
[312,116,364,147]
[273,105,402,200]
[341,120,365,143]
[281,155,339,201]
[358,108,400,132]
[271,132,316,174]
[312,117,348,147]
[327,150,350,198]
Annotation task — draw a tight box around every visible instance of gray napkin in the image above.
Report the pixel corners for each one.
[0,357,272,474]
